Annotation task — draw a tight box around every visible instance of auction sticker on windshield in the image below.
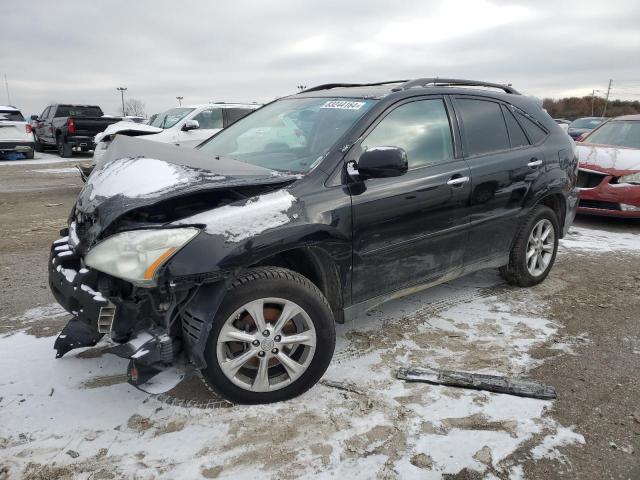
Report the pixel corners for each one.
[320,100,366,110]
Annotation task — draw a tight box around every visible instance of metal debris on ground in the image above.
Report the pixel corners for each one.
[396,367,557,400]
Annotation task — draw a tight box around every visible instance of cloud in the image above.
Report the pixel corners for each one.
[1,0,639,116]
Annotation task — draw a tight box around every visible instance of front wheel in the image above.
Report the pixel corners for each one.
[202,267,336,404]
[499,205,559,287]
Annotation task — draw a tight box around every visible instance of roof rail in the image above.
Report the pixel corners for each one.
[393,78,520,94]
[300,80,409,93]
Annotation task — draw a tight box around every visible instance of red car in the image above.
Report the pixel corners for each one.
[576,114,640,217]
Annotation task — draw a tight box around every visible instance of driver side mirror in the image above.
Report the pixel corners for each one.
[30,115,39,121]
[182,119,200,131]
[355,146,408,180]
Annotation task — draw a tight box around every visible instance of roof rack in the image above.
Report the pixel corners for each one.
[393,78,520,94]
[300,80,409,93]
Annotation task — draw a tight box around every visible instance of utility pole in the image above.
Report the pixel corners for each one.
[176,96,183,106]
[591,89,601,116]
[116,87,127,116]
[4,74,11,104]
[601,79,612,117]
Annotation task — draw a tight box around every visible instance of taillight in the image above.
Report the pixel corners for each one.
[67,118,76,134]
[25,124,33,134]
[575,134,584,142]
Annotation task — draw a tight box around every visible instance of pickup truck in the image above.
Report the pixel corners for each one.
[32,104,121,157]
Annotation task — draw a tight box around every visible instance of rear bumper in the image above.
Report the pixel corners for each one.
[0,141,34,153]
[65,136,95,149]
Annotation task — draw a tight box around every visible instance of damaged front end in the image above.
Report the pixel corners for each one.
[49,136,298,394]
[49,230,207,393]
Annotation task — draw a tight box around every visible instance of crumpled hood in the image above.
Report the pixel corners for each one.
[94,120,163,144]
[72,136,295,248]
[577,143,640,176]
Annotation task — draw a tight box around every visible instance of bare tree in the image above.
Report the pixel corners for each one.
[124,98,146,117]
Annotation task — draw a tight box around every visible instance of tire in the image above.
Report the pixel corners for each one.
[57,137,73,158]
[499,205,559,287]
[34,137,44,152]
[202,267,336,404]
[24,149,34,159]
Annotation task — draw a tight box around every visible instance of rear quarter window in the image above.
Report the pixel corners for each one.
[457,98,510,156]
[502,106,529,148]
[516,111,547,144]
[0,110,25,122]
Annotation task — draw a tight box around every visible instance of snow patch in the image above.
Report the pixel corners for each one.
[531,426,585,461]
[86,157,225,200]
[179,189,297,242]
[561,226,640,252]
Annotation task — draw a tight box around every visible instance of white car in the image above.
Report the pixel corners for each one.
[0,106,35,159]
[92,103,259,167]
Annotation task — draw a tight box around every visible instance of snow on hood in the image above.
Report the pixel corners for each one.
[85,157,226,201]
[174,190,298,242]
[94,120,163,143]
[577,143,640,175]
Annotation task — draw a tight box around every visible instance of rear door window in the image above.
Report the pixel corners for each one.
[225,108,254,127]
[502,106,529,148]
[361,98,454,169]
[54,106,103,117]
[515,112,547,144]
[456,98,510,156]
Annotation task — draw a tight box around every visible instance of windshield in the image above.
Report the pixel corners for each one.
[198,97,377,173]
[585,121,640,149]
[0,110,25,121]
[149,107,195,129]
[570,118,604,129]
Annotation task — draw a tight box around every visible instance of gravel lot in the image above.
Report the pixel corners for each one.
[0,153,638,479]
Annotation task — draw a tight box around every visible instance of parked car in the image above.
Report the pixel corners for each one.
[576,114,640,217]
[567,116,606,140]
[554,118,571,133]
[0,106,35,159]
[32,104,122,157]
[49,78,577,404]
[91,103,260,168]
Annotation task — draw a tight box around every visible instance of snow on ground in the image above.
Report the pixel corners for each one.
[0,151,78,166]
[0,265,588,480]
[560,225,640,252]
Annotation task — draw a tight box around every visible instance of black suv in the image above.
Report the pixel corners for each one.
[49,78,578,404]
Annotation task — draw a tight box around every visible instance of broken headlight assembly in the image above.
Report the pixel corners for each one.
[84,227,199,286]
[618,172,640,185]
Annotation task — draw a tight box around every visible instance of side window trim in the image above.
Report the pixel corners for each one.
[500,104,531,150]
[356,95,458,170]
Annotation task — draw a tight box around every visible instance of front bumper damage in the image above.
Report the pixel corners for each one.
[48,230,202,394]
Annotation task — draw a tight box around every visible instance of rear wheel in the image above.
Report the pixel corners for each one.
[499,205,559,287]
[34,136,44,152]
[24,149,34,159]
[202,267,335,404]
[57,137,73,158]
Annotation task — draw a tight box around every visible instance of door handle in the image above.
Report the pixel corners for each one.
[527,159,543,168]
[447,175,470,186]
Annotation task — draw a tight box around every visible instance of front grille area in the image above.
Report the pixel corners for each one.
[579,199,621,210]
[577,170,607,188]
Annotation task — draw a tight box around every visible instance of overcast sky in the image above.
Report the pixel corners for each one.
[3,0,640,116]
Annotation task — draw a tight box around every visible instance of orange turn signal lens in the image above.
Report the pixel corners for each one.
[143,247,177,280]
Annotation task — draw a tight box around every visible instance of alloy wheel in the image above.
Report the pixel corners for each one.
[216,298,317,392]
[526,218,555,277]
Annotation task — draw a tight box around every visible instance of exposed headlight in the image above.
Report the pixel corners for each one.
[85,228,199,286]
[618,172,640,185]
